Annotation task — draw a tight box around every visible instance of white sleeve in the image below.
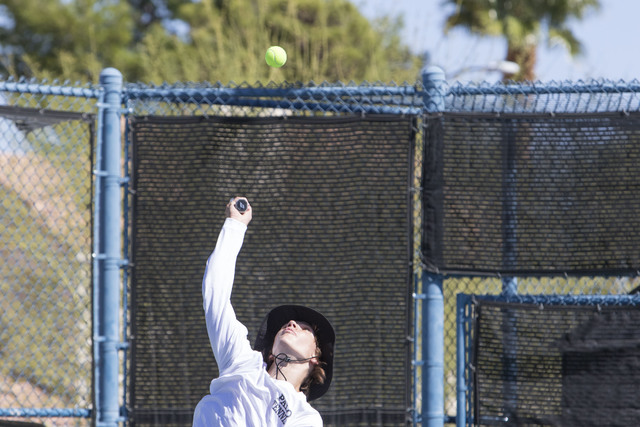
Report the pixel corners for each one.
[202,217,254,374]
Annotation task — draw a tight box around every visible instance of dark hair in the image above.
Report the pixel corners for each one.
[299,341,326,397]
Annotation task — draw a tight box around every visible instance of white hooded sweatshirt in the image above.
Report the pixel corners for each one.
[192,218,323,427]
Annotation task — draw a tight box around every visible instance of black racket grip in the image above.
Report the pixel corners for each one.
[234,198,248,213]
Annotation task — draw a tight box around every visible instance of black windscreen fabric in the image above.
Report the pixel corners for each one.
[422,113,640,275]
[129,115,414,426]
[473,300,640,426]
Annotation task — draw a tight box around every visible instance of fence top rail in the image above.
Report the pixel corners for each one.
[123,77,640,97]
[0,79,101,98]
[463,293,640,306]
[122,82,425,115]
[0,408,92,418]
[1,72,640,114]
[448,79,640,96]
[123,78,640,114]
[446,78,640,114]
[123,83,421,98]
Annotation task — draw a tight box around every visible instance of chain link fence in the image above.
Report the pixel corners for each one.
[0,80,99,426]
[1,73,640,425]
[437,80,640,421]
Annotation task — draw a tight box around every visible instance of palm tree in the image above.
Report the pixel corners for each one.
[443,0,600,81]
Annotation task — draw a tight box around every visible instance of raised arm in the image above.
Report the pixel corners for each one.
[202,197,253,373]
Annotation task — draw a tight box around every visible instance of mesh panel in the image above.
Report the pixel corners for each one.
[0,106,94,424]
[423,112,640,275]
[130,114,414,425]
[473,300,640,426]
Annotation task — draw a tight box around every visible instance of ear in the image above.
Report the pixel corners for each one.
[309,357,319,366]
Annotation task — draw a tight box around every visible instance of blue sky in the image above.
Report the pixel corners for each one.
[357,0,638,83]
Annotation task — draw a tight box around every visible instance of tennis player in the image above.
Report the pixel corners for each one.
[192,197,335,426]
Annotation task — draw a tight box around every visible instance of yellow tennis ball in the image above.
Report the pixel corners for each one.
[265,46,287,68]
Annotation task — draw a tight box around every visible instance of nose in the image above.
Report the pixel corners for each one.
[286,320,298,329]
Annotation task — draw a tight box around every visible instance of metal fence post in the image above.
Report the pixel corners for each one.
[456,294,470,427]
[95,67,123,427]
[421,65,446,427]
[421,273,445,427]
[423,66,446,113]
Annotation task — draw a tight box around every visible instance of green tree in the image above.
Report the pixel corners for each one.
[443,0,600,81]
[0,0,138,81]
[0,0,421,84]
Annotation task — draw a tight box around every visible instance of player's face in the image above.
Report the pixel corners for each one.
[272,320,318,360]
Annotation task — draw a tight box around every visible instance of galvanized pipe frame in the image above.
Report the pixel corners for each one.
[455,292,640,427]
[2,68,640,426]
[0,81,100,422]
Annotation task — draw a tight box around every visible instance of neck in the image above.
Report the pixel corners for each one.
[267,354,312,392]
